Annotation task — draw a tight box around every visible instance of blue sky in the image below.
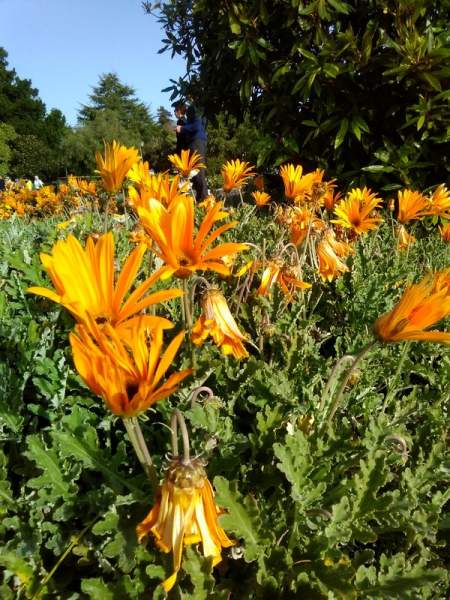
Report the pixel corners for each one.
[0,0,186,125]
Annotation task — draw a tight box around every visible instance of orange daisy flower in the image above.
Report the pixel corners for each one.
[27,233,181,331]
[427,184,450,219]
[332,187,383,235]
[137,457,234,593]
[279,164,304,200]
[168,149,205,179]
[397,189,430,223]
[137,196,247,279]
[316,236,350,282]
[221,159,255,192]
[95,140,140,193]
[192,288,248,358]
[373,271,450,343]
[251,191,271,206]
[70,319,192,416]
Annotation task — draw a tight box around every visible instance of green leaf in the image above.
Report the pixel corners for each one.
[81,578,114,600]
[213,476,265,562]
[334,118,349,149]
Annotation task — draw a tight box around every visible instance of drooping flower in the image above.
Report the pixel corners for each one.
[396,224,416,250]
[251,191,271,206]
[137,196,248,279]
[287,206,325,246]
[323,189,342,212]
[137,457,234,593]
[316,235,350,282]
[192,288,248,358]
[168,149,205,179]
[397,189,430,223]
[221,159,255,193]
[95,140,140,193]
[27,233,181,330]
[258,259,311,301]
[439,222,450,242]
[332,187,383,235]
[70,319,192,416]
[373,271,450,343]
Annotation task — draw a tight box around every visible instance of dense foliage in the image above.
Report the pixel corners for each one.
[147,0,450,188]
[0,154,449,597]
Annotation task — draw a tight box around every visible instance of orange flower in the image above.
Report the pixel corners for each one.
[427,184,450,219]
[128,173,188,212]
[258,259,311,301]
[323,189,342,212]
[396,224,416,250]
[279,164,304,200]
[95,140,140,193]
[137,457,234,593]
[374,272,450,343]
[251,191,271,206]
[439,222,450,242]
[192,288,248,358]
[168,149,205,179]
[27,233,181,331]
[221,159,255,192]
[332,187,383,235]
[317,237,350,282]
[288,207,325,246]
[397,189,430,223]
[294,170,325,204]
[70,319,192,416]
[137,196,248,279]
[68,176,97,196]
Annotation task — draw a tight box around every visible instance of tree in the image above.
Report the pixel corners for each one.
[0,123,16,177]
[78,73,155,141]
[146,0,450,189]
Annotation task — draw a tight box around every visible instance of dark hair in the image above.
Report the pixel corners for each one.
[173,102,186,114]
[186,105,197,121]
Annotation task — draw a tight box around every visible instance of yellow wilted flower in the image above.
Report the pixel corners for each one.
[192,288,249,358]
[138,196,247,279]
[396,224,416,250]
[70,319,192,416]
[374,271,450,343]
[258,259,311,301]
[27,233,181,331]
[221,159,255,192]
[95,140,140,193]
[137,456,234,592]
[168,149,205,179]
[332,187,383,235]
[439,222,450,242]
[316,233,351,282]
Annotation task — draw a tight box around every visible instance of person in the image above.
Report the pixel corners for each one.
[25,179,33,191]
[33,175,44,189]
[176,104,208,201]
[174,102,189,154]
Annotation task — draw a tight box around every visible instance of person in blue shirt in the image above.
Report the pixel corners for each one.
[176,104,208,201]
[174,102,189,154]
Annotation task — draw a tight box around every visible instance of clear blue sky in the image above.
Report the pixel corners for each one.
[0,0,186,125]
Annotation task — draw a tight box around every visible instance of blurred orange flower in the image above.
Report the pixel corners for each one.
[251,191,271,206]
[168,149,205,179]
[374,271,450,343]
[332,187,383,235]
[221,159,255,192]
[397,189,430,223]
[95,140,140,193]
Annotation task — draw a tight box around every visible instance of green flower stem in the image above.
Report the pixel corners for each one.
[325,340,378,429]
[319,354,355,413]
[383,341,411,411]
[182,278,193,330]
[171,409,191,464]
[122,416,158,489]
[31,515,100,600]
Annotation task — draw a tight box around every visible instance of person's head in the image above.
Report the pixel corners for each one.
[174,102,186,119]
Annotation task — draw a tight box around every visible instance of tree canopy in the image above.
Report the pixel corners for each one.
[146,0,450,189]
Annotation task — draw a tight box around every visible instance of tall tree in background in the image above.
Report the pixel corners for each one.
[145,0,449,189]
[0,48,67,179]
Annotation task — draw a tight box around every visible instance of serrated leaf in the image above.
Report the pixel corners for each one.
[213,476,264,562]
[24,434,74,500]
[81,578,114,600]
